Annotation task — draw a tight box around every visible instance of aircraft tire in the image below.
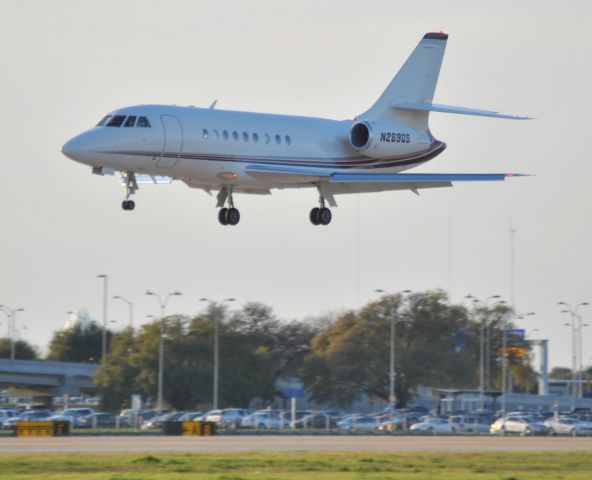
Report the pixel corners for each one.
[227,208,240,226]
[218,208,229,225]
[121,200,135,211]
[309,207,320,225]
[319,207,332,225]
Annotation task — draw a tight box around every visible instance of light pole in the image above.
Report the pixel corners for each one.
[113,295,134,328]
[97,275,108,362]
[501,311,534,423]
[200,297,235,409]
[145,290,182,411]
[0,305,25,360]
[559,302,589,409]
[465,294,502,411]
[374,289,412,411]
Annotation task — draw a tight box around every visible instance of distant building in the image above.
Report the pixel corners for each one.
[62,309,96,333]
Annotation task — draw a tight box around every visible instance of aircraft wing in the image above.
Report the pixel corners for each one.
[245,164,524,184]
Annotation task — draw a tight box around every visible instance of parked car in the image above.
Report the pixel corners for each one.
[490,415,550,436]
[178,412,204,422]
[241,411,289,429]
[337,415,380,431]
[293,412,339,429]
[77,412,117,429]
[545,416,592,436]
[410,418,457,434]
[49,408,95,428]
[119,409,165,428]
[0,409,21,427]
[203,409,250,428]
[449,415,492,433]
[288,410,313,428]
[377,414,422,432]
[3,410,52,429]
[141,411,186,430]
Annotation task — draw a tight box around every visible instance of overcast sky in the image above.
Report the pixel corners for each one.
[0,0,590,370]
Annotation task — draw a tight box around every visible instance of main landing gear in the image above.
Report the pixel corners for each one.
[309,190,332,226]
[121,171,138,211]
[217,188,240,226]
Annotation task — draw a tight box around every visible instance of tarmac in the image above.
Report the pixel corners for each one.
[0,435,591,453]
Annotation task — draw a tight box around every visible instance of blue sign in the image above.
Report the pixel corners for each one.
[283,388,305,398]
[505,329,525,347]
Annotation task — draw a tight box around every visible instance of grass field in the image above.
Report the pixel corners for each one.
[0,451,590,479]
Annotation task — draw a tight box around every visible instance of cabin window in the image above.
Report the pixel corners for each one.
[275,134,281,145]
[223,130,229,140]
[137,116,151,128]
[96,115,112,127]
[264,133,270,144]
[106,115,126,127]
[242,132,249,142]
[252,133,259,143]
[123,116,137,127]
[202,128,209,139]
[232,131,239,141]
[213,129,219,139]
[285,135,291,146]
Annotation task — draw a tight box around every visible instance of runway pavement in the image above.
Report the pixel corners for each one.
[0,435,591,453]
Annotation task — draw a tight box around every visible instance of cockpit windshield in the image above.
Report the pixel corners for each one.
[96,115,151,128]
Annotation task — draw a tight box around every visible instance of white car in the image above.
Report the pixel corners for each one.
[337,415,380,431]
[203,408,250,428]
[49,408,95,428]
[410,418,457,434]
[490,416,550,436]
[241,411,289,429]
[545,416,592,436]
[449,415,492,434]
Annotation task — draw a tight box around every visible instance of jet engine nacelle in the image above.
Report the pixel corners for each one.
[349,121,430,158]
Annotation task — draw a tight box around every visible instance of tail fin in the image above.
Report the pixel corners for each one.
[359,32,448,130]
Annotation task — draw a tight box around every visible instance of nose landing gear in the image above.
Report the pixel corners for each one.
[121,171,138,211]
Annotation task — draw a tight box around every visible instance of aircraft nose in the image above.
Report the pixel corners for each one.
[61,134,85,160]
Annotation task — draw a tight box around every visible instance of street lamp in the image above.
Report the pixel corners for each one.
[465,294,503,410]
[145,290,182,411]
[374,289,412,410]
[97,275,108,362]
[501,311,534,423]
[0,305,25,360]
[200,297,236,409]
[113,295,134,328]
[559,301,589,408]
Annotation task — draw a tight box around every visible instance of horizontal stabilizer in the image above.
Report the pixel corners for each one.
[392,101,531,120]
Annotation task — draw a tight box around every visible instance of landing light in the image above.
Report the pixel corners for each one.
[217,172,238,181]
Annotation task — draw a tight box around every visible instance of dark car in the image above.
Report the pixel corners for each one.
[293,413,339,429]
[78,413,117,428]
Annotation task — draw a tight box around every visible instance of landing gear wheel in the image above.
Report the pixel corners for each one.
[121,200,135,211]
[218,208,229,225]
[309,207,320,225]
[227,207,240,226]
[319,207,332,225]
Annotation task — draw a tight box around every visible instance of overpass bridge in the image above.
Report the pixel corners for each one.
[0,358,99,396]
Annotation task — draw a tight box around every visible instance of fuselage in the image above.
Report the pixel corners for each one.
[62,104,445,191]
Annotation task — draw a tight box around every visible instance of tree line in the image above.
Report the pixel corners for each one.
[3,290,567,411]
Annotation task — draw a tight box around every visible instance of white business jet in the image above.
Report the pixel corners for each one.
[62,32,528,226]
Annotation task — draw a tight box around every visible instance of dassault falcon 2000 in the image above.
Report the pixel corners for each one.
[61,32,529,226]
